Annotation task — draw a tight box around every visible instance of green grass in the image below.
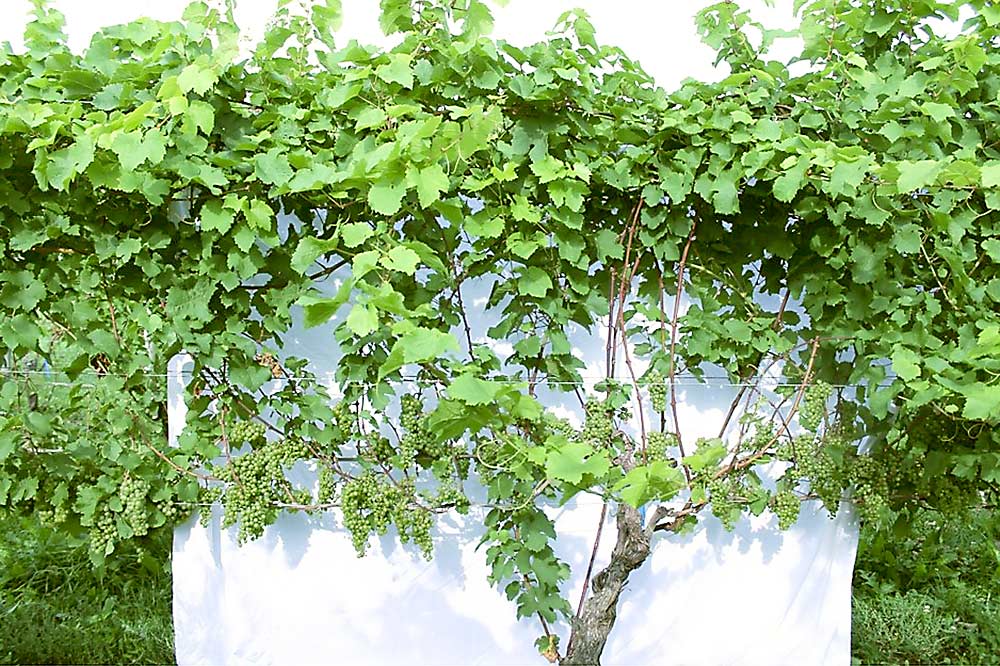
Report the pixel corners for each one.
[0,516,175,665]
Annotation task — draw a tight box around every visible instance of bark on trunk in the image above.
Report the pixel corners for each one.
[561,504,652,666]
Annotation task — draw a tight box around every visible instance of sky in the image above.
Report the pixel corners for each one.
[0,0,801,91]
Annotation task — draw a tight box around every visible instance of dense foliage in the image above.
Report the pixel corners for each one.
[2,0,1000,661]
[852,507,1000,664]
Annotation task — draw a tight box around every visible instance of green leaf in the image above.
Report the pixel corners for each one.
[352,250,381,278]
[529,154,563,184]
[380,245,420,274]
[186,100,215,134]
[612,462,685,507]
[466,215,504,238]
[321,83,362,108]
[47,134,95,189]
[340,222,373,248]
[355,107,387,130]
[545,439,610,485]
[960,383,1000,422]
[177,63,217,94]
[448,374,501,405]
[851,242,880,284]
[375,53,414,88]
[346,304,378,337]
[517,267,552,297]
[291,236,339,274]
[414,162,449,208]
[244,199,274,230]
[772,157,809,202]
[753,118,782,141]
[919,102,953,123]
[379,328,459,378]
[827,159,869,197]
[255,149,294,186]
[110,130,167,172]
[595,229,623,261]
[368,179,407,215]
[200,200,234,233]
[896,160,943,193]
[981,162,1000,188]
[682,439,727,472]
[891,224,922,255]
[891,347,921,382]
[0,273,45,311]
[712,170,740,214]
[298,282,353,328]
[0,431,16,462]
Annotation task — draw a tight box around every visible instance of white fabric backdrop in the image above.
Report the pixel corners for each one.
[170,286,859,665]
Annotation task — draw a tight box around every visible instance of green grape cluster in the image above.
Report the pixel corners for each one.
[290,488,314,506]
[399,394,446,464]
[340,472,399,554]
[473,437,505,469]
[774,437,796,461]
[273,437,310,466]
[199,487,223,527]
[750,424,776,452]
[38,503,70,526]
[156,499,183,524]
[849,451,890,524]
[340,472,434,558]
[893,406,981,516]
[228,418,267,447]
[707,479,738,531]
[798,381,831,433]
[921,474,979,515]
[885,450,922,491]
[432,483,470,513]
[318,465,338,503]
[394,505,433,557]
[401,394,422,433]
[645,431,678,462]
[545,414,576,440]
[454,449,471,478]
[216,443,293,543]
[90,508,117,556]
[580,398,614,448]
[788,434,844,513]
[646,370,667,413]
[119,476,150,536]
[226,494,272,543]
[53,503,69,523]
[331,400,355,440]
[771,490,800,530]
[368,435,395,463]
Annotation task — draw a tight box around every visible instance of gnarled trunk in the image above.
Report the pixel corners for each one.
[561,504,653,665]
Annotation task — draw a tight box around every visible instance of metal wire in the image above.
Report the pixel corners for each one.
[0,367,894,389]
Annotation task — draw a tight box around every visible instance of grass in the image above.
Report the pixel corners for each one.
[0,515,175,665]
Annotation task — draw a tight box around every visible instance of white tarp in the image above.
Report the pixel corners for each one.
[169,297,859,665]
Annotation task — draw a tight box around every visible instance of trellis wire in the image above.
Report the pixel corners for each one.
[0,367,895,389]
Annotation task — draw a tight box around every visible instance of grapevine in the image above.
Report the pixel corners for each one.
[1,0,999,662]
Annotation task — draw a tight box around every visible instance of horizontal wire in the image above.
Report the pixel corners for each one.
[0,367,894,389]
